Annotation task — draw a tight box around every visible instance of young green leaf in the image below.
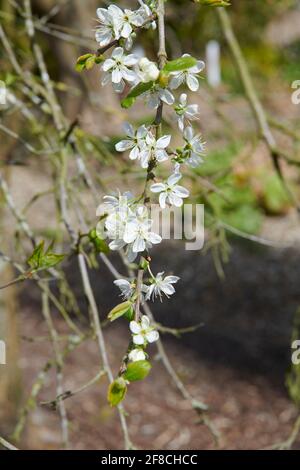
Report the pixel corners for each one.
[89,229,110,254]
[108,301,133,322]
[75,54,100,72]
[121,81,154,108]
[27,241,65,271]
[107,377,127,406]
[192,0,230,6]
[123,360,152,382]
[163,57,197,74]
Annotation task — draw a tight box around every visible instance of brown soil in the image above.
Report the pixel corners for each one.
[15,304,299,451]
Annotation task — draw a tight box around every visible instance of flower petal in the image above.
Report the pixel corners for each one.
[156,135,171,149]
[141,315,150,329]
[186,74,199,92]
[115,139,133,152]
[130,321,141,334]
[132,334,145,345]
[150,183,166,193]
[146,330,159,343]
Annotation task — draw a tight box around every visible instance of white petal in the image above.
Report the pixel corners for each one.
[114,279,130,289]
[137,125,147,139]
[112,47,124,59]
[122,68,137,82]
[150,183,166,193]
[159,88,175,105]
[133,334,145,345]
[112,68,122,83]
[130,321,142,334]
[192,60,205,74]
[115,140,133,152]
[161,284,176,295]
[128,349,146,361]
[186,74,199,92]
[112,80,125,93]
[141,315,150,329]
[123,122,134,137]
[123,54,138,66]
[102,59,115,72]
[156,135,171,149]
[123,223,138,243]
[165,275,180,284]
[179,93,187,106]
[129,146,140,160]
[169,193,183,207]
[167,173,181,186]
[169,74,184,90]
[109,239,126,250]
[173,185,189,198]
[184,126,194,141]
[121,22,132,38]
[159,192,167,209]
[155,149,168,162]
[145,330,159,343]
[147,232,162,244]
[133,236,145,253]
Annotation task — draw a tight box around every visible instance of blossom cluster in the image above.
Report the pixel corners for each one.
[94,1,206,366]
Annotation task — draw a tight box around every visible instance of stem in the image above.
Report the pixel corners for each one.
[217,7,299,209]
[42,290,70,449]
[157,0,167,68]
[0,436,18,450]
[77,253,132,450]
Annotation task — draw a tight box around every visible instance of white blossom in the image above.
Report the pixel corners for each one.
[123,206,162,259]
[128,348,146,362]
[95,7,116,46]
[130,315,159,345]
[170,55,205,92]
[144,272,180,301]
[115,123,148,161]
[102,191,133,214]
[102,47,138,93]
[109,5,144,39]
[182,126,206,167]
[137,1,156,29]
[139,131,171,168]
[101,192,134,250]
[175,93,199,131]
[150,172,189,208]
[143,85,174,109]
[114,279,134,300]
[137,58,160,83]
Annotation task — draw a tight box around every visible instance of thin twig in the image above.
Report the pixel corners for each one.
[0,436,18,450]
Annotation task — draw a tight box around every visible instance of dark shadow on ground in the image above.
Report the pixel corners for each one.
[21,240,299,388]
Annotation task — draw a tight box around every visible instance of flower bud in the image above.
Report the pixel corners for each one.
[138,58,160,83]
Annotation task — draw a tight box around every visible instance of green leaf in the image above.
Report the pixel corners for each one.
[107,378,127,406]
[27,241,65,271]
[193,0,231,6]
[261,174,290,215]
[89,229,110,254]
[123,360,152,382]
[121,81,154,108]
[108,301,133,322]
[27,241,44,270]
[163,56,197,73]
[75,54,100,72]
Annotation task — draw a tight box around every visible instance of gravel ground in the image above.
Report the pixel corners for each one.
[6,239,300,450]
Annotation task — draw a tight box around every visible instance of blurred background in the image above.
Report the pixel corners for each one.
[1,0,300,450]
